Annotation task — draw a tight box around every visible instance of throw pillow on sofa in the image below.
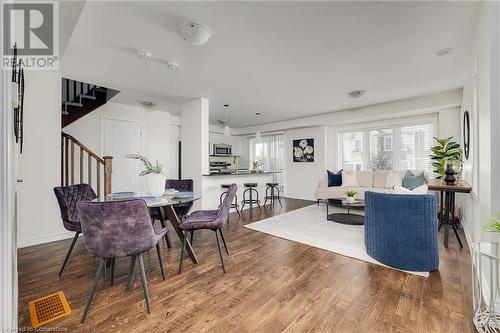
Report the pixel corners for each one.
[402,170,426,190]
[327,170,343,187]
[341,171,359,187]
[385,171,403,189]
[393,184,428,195]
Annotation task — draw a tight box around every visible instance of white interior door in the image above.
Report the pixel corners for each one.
[167,124,180,179]
[103,119,142,192]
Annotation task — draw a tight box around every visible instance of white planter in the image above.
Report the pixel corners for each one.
[145,173,166,196]
[346,196,355,203]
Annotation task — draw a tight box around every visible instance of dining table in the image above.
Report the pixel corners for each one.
[98,192,202,264]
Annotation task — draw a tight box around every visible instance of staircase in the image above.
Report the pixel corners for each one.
[61,132,113,198]
[61,78,119,128]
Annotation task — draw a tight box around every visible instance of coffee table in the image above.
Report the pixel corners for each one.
[326,198,365,225]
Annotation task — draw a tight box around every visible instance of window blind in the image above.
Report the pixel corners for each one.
[339,119,434,174]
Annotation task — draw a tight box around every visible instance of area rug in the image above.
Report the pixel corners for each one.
[245,204,429,277]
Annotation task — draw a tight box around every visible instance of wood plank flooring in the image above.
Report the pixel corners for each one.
[17,198,474,332]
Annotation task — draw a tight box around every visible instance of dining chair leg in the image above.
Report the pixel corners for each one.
[155,243,166,280]
[190,230,195,247]
[137,254,152,314]
[126,255,136,292]
[110,257,116,286]
[59,231,80,276]
[81,258,105,323]
[218,229,229,255]
[156,207,172,248]
[178,231,188,274]
[214,230,226,273]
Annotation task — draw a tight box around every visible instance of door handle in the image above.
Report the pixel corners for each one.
[17,179,23,183]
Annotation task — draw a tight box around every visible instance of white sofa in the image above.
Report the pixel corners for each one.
[316,170,427,200]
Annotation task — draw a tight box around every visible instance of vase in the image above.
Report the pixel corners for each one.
[145,173,166,196]
[444,163,456,185]
[346,196,355,203]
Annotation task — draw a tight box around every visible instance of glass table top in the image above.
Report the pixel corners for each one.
[94,192,202,208]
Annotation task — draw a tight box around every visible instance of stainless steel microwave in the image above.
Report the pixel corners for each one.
[213,144,232,156]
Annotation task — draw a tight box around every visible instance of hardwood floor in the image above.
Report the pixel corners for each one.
[18,198,473,332]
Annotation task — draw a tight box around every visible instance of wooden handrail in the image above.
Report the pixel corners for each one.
[61,132,104,164]
[61,131,113,198]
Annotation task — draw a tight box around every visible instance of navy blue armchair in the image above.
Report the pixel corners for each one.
[364,191,439,272]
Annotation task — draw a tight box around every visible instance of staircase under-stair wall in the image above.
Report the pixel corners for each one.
[61,78,119,128]
[60,78,119,197]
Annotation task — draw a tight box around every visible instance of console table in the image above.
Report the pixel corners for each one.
[428,180,472,248]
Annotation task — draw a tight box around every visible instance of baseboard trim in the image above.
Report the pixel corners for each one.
[17,231,77,249]
[461,220,473,253]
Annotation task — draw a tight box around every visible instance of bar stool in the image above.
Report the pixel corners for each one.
[264,182,282,207]
[241,183,262,212]
[220,184,241,217]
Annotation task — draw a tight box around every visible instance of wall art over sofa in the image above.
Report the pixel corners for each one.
[293,138,314,162]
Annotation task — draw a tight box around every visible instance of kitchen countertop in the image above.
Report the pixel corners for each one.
[203,171,282,176]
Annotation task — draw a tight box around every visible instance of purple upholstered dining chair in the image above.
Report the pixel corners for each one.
[77,199,169,323]
[53,184,97,276]
[178,183,237,274]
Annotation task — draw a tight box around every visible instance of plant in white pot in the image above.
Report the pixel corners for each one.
[345,191,357,203]
[126,154,165,196]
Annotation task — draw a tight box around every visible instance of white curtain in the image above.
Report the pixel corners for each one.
[249,134,285,191]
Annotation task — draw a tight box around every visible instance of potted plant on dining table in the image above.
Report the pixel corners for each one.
[126,154,165,196]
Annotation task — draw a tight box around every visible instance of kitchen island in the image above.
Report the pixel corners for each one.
[201,171,282,210]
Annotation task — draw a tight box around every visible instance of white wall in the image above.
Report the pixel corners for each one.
[285,127,327,200]
[17,71,65,247]
[460,2,493,244]
[64,102,177,183]
[181,98,209,208]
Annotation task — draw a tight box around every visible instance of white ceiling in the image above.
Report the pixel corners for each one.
[61,1,482,127]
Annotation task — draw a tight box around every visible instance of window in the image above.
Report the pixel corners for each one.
[384,136,392,151]
[249,134,285,191]
[339,118,435,174]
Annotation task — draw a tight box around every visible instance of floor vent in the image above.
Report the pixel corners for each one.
[28,291,71,328]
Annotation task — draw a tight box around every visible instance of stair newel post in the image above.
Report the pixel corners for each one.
[103,156,113,198]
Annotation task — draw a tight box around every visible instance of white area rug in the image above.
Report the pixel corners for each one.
[245,204,429,277]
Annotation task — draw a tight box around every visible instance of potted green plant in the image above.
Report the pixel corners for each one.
[126,154,165,196]
[430,137,462,180]
[483,214,500,234]
[345,190,357,203]
[251,160,263,173]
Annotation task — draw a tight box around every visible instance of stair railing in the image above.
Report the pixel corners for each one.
[61,132,112,198]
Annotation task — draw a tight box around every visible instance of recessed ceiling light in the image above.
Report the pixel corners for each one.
[435,48,454,57]
[142,101,153,107]
[178,22,211,45]
[166,61,179,70]
[348,90,365,98]
[137,50,152,61]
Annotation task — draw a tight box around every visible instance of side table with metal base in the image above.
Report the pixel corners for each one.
[428,180,472,248]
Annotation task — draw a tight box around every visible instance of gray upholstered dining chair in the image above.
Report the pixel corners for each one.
[178,183,237,274]
[150,179,194,247]
[77,199,169,323]
[53,184,97,276]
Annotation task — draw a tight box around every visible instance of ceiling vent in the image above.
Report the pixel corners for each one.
[178,22,211,45]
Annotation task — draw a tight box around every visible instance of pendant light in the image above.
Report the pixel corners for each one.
[223,104,230,137]
[255,112,261,141]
